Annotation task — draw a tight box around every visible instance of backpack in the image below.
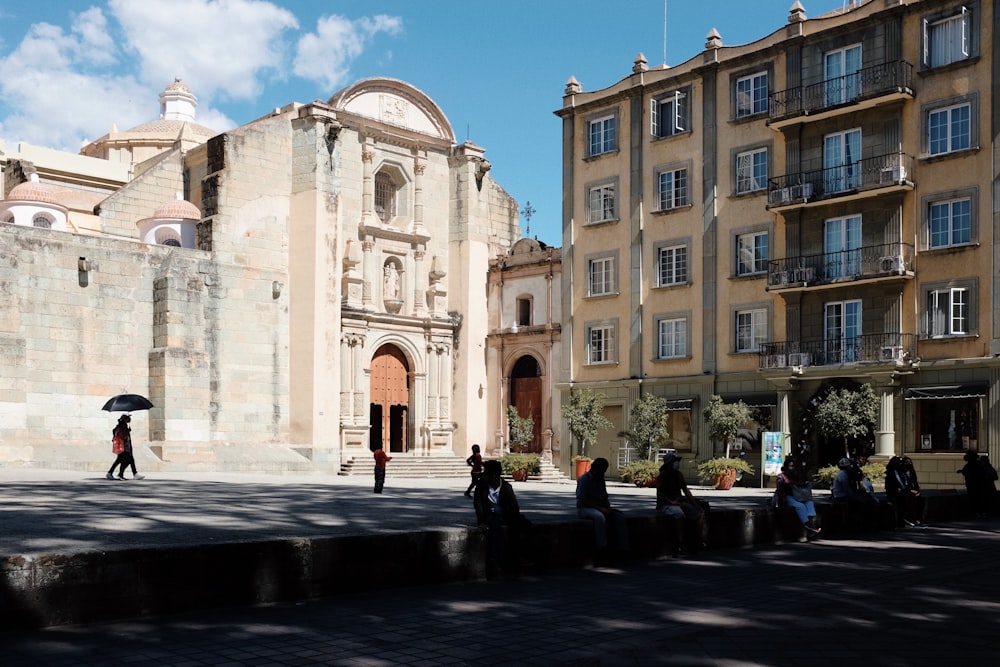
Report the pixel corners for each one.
[112,433,125,455]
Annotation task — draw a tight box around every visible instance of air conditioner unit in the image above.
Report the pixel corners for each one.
[792,267,816,283]
[879,255,902,272]
[769,188,789,206]
[789,183,813,200]
[881,346,904,361]
[880,165,907,184]
[768,270,790,287]
[788,352,812,367]
[764,354,787,368]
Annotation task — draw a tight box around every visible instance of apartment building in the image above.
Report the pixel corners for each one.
[555,0,997,487]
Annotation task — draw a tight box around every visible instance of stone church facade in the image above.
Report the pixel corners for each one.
[0,77,520,471]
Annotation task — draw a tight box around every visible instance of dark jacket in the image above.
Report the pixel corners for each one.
[473,479,522,525]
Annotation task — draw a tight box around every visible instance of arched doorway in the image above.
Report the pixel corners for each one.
[509,355,542,453]
[370,344,410,453]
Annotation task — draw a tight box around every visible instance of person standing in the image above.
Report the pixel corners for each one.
[107,415,144,480]
[885,456,925,527]
[575,457,629,561]
[373,444,392,494]
[464,444,484,497]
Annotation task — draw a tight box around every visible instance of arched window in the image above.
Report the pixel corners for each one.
[374,171,396,222]
[32,214,53,229]
[155,228,182,247]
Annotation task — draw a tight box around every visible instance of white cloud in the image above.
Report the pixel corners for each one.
[294,14,403,91]
[108,0,299,102]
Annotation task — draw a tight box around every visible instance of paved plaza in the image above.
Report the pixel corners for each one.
[1,468,998,665]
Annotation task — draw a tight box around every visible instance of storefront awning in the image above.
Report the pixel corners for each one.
[664,398,694,411]
[903,385,988,401]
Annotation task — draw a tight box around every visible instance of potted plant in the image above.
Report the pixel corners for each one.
[697,456,755,490]
[499,453,541,481]
[506,405,535,454]
[563,388,613,462]
[813,383,879,459]
[619,460,661,488]
[703,395,752,459]
[572,455,593,479]
[618,394,671,462]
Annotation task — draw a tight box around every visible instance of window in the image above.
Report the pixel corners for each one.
[588,256,615,296]
[516,298,532,327]
[374,171,396,222]
[824,44,862,105]
[657,317,687,359]
[824,128,861,193]
[588,114,616,156]
[824,215,862,278]
[928,103,970,155]
[737,232,768,276]
[735,309,767,352]
[588,183,616,223]
[657,245,687,286]
[923,6,971,68]
[926,287,969,336]
[657,168,687,210]
[929,198,971,248]
[651,90,688,138]
[586,322,616,364]
[736,71,768,118]
[915,397,979,452]
[735,148,767,194]
[824,300,862,363]
[32,214,53,229]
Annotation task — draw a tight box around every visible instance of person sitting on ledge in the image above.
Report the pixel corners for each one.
[473,459,534,577]
[575,457,629,562]
[656,452,708,556]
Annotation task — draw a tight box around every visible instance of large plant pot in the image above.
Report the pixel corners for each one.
[511,468,529,482]
[574,459,592,479]
[712,469,738,490]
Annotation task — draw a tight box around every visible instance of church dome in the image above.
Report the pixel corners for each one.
[7,180,60,205]
[152,197,201,220]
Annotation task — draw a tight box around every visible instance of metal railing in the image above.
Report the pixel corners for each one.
[759,332,917,369]
[766,243,913,288]
[769,60,914,122]
[768,152,913,207]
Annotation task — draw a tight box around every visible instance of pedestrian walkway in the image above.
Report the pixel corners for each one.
[4,516,998,666]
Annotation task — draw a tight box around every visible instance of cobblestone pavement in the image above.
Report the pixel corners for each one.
[3,522,998,666]
[2,470,996,666]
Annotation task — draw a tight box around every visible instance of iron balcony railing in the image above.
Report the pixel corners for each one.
[766,243,913,289]
[769,60,914,122]
[767,151,913,207]
[759,333,917,369]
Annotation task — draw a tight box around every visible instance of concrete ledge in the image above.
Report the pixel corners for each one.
[0,491,977,629]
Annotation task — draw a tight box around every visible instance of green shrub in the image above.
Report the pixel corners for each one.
[696,456,755,484]
[813,461,886,489]
[619,460,661,487]
[499,453,541,476]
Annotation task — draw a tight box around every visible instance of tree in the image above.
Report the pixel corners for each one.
[618,393,671,461]
[563,388,613,458]
[507,405,535,454]
[703,395,752,459]
[813,383,879,458]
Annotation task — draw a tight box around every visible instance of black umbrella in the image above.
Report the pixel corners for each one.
[102,394,154,412]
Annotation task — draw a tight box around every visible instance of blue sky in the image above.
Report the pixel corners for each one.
[0,0,855,246]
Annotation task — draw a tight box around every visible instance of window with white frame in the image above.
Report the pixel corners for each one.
[586,322,616,364]
[658,168,687,210]
[588,183,616,223]
[657,244,687,286]
[928,103,970,155]
[923,6,971,68]
[735,309,767,353]
[926,286,970,336]
[32,214,53,229]
[657,317,687,359]
[736,148,767,194]
[736,71,768,118]
[824,128,861,193]
[737,231,768,276]
[651,90,688,138]
[588,256,615,296]
[588,114,616,156]
[929,197,972,248]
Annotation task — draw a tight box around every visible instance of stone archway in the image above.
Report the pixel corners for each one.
[370,344,410,453]
[509,355,542,453]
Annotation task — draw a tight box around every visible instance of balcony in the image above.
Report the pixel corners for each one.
[768,60,914,129]
[766,243,914,292]
[767,152,914,212]
[760,333,917,370]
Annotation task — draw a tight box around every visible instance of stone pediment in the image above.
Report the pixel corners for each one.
[328,78,455,144]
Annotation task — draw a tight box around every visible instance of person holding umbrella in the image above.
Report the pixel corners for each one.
[106,415,144,480]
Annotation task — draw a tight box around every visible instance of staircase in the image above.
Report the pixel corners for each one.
[339,455,570,482]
